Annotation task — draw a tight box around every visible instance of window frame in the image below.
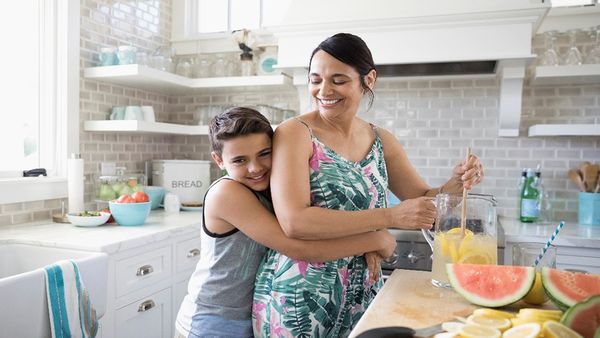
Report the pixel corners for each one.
[0,0,79,204]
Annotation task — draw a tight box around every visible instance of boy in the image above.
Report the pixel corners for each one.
[175,107,395,338]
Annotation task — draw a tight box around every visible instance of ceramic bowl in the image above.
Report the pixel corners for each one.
[144,186,165,210]
[108,201,151,226]
[67,212,111,227]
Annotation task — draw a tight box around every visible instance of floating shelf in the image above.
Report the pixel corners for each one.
[84,120,278,135]
[84,120,209,135]
[532,64,600,86]
[528,124,600,137]
[83,65,293,94]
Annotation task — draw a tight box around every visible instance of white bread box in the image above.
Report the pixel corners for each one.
[152,160,211,205]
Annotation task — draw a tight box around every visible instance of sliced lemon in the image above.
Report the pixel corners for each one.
[458,324,501,338]
[466,314,511,332]
[523,272,548,305]
[438,232,450,257]
[502,323,541,338]
[458,232,475,257]
[542,321,584,338]
[447,227,473,236]
[441,322,465,333]
[472,308,515,320]
[449,242,460,263]
[457,251,494,264]
[518,309,563,317]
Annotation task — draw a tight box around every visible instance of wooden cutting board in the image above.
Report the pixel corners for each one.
[349,269,557,338]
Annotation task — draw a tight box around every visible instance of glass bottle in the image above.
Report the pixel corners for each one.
[535,168,552,224]
[240,51,254,76]
[520,168,539,223]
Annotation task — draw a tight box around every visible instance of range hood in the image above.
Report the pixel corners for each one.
[265,0,550,137]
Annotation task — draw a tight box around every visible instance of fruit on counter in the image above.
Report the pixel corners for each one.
[446,264,536,307]
[560,294,600,338]
[472,309,515,320]
[543,321,584,338]
[98,184,117,201]
[541,267,600,311]
[501,323,541,338]
[100,208,115,223]
[522,271,547,305]
[457,323,501,338]
[116,194,135,203]
[510,308,562,326]
[466,314,511,332]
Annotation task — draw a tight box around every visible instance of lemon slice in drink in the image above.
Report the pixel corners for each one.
[542,321,584,338]
[502,323,541,338]
[458,324,501,338]
[467,314,511,331]
[457,251,494,264]
[447,227,473,236]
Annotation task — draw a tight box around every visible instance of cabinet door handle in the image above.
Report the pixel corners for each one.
[187,248,200,258]
[137,299,156,312]
[136,264,154,276]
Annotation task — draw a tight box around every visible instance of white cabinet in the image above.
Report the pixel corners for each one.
[101,233,202,338]
[504,242,600,274]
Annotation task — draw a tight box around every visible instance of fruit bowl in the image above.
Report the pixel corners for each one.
[108,201,151,226]
[66,211,111,227]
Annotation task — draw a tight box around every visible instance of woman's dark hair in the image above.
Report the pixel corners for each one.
[309,33,377,110]
[209,107,273,156]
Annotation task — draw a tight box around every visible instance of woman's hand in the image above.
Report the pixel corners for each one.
[365,252,382,283]
[388,196,436,230]
[451,154,484,190]
[375,229,397,259]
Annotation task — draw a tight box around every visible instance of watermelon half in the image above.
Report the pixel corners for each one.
[561,294,600,338]
[446,263,535,307]
[541,267,600,311]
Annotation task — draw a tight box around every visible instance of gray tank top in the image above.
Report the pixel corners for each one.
[177,177,270,327]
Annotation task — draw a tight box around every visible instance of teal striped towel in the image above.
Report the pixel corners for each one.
[44,260,98,338]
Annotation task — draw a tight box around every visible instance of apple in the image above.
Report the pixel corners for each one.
[131,191,149,203]
[116,194,135,203]
[98,184,116,201]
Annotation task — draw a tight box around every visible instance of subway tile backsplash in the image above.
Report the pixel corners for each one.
[0,0,598,226]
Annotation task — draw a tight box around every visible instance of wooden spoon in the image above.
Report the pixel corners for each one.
[568,169,587,192]
[584,164,599,193]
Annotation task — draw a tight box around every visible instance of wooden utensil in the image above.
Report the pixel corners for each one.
[460,147,471,236]
[568,169,587,192]
[596,177,600,193]
[583,164,599,193]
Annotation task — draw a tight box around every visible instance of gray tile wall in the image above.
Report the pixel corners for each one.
[0,2,598,226]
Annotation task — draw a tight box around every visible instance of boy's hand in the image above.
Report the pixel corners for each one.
[365,252,382,283]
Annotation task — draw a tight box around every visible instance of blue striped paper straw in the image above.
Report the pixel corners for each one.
[534,221,565,268]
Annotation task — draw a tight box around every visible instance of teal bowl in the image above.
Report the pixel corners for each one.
[144,186,165,210]
[109,201,151,226]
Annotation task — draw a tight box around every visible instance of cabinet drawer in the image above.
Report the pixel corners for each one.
[115,287,172,338]
[115,245,172,298]
[175,237,202,273]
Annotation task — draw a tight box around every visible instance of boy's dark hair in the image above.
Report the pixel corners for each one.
[209,107,273,156]
[309,33,377,110]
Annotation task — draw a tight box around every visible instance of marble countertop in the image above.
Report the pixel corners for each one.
[500,217,600,249]
[0,210,203,254]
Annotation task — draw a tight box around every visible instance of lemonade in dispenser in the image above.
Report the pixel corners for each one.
[422,193,498,288]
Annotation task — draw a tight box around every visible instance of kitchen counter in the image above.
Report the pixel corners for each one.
[0,210,203,254]
[349,269,558,338]
[500,217,600,249]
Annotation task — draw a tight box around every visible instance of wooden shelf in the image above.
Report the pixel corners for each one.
[84,120,279,135]
[83,65,293,94]
[528,124,600,137]
[84,120,209,135]
[532,64,600,85]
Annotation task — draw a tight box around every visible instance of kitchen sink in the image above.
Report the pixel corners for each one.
[0,243,108,338]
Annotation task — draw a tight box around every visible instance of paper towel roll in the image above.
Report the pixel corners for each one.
[68,154,84,213]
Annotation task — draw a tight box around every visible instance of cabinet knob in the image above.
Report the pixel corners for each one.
[136,264,154,276]
[187,248,200,258]
[137,299,156,312]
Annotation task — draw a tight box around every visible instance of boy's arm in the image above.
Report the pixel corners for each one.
[207,180,396,262]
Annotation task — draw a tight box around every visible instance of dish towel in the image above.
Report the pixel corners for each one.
[44,260,98,338]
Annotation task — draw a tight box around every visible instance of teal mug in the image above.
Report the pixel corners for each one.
[117,46,137,65]
[109,106,125,120]
[579,192,600,225]
[99,47,117,66]
[124,106,143,121]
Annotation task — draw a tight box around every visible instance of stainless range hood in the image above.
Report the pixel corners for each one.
[266,0,550,137]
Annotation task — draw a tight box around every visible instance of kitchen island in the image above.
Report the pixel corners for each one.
[349,269,558,338]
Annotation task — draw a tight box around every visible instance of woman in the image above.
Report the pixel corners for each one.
[253,33,484,337]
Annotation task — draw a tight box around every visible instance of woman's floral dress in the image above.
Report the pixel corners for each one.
[253,121,389,338]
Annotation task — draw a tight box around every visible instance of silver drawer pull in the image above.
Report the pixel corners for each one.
[136,265,154,276]
[137,300,156,312]
[187,248,200,258]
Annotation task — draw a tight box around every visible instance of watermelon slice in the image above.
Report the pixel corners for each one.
[541,267,600,311]
[561,295,600,338]
[446,263,535,307]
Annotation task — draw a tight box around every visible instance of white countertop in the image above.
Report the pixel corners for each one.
[500,217,600,249]
[0,210,203,254]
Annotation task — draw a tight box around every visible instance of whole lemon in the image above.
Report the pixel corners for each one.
[523,271,547,305]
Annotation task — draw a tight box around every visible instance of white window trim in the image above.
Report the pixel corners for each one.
[0,0,79,204]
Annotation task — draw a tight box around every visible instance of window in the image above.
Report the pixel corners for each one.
[188,0,261,34]
[0,0,79,204]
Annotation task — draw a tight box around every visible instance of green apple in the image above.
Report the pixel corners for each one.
[98,184,116,201]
